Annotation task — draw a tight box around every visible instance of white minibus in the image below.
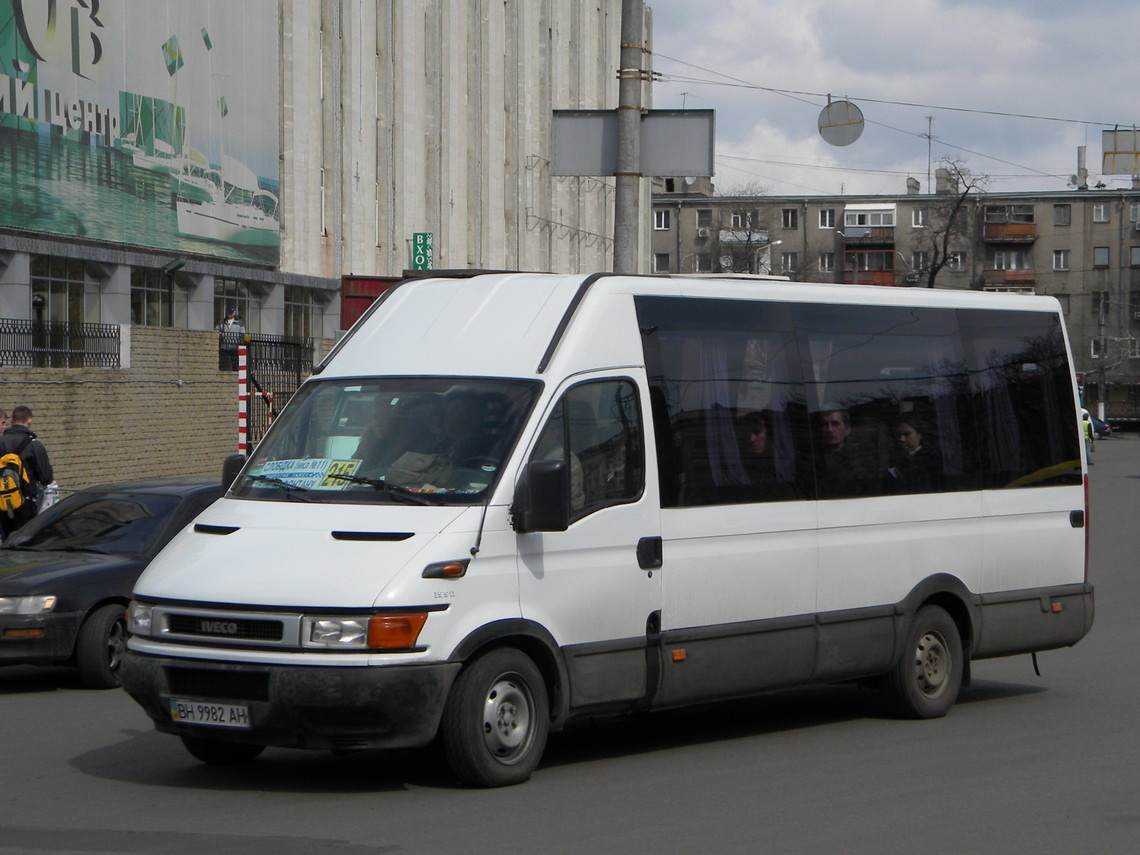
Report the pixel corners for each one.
[120,272,1093,787]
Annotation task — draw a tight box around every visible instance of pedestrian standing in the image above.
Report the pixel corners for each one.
[216,307,247,370]
[0,406,54,539]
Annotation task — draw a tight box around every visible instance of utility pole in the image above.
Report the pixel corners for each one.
[614,0,644,274]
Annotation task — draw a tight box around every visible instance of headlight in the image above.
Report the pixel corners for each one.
[0,595,57,615]
[303,613,428,650]
[127,601,154,635]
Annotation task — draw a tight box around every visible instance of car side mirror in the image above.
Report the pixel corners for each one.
[222,453,247,490]
[511,460,570,533]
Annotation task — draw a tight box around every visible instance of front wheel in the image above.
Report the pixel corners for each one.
[439,648,550,787]
[883,604,963,718]
[181,734,266,765]
[75,603,128,689]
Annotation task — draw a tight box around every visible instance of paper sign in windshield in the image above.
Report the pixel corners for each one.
[251,458,361,490]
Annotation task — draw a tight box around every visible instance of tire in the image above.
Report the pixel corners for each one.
[439,648,550,787]
[883,604,963,719]
[75,603,128,690]
[181,735,266,765]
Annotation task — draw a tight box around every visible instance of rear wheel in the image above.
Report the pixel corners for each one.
[883,605,963,718]
[440,648,549,787]
[181,734,266,765]
[75,604,128,689]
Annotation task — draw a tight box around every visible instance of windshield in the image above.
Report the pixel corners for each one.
[231,377,541,505]
[4,492,180,555]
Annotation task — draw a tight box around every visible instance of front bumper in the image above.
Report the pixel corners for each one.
[119,650,461,751]
[0,612,82,665]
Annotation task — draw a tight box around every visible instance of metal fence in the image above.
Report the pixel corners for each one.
[0,318,121,368]
[222,332,313,447]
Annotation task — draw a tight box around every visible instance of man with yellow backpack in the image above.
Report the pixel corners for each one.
[0,406,54,540]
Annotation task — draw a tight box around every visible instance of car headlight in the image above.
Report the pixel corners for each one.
[0,595,57,615]
[303,613,428,649]
[127,601,154,635]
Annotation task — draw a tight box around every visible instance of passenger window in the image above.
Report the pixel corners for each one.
[959,310,1081,488]
[636,296,808,507]
[531,380,644,520]
[794,303,978,498]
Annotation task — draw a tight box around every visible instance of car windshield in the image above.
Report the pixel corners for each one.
[4,492,181,555]
[231,377,541,505]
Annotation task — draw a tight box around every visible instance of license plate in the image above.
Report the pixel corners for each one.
[170,698,251,729]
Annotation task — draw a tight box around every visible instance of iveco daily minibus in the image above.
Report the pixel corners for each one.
[120,272,1093,787]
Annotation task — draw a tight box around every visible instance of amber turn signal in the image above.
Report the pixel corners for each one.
[422,559,470,579]
[367,613,428,649]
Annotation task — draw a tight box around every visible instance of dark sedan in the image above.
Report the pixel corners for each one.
[0,477,222,688]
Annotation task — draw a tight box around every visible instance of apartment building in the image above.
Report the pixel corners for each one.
[651,174,1140,423]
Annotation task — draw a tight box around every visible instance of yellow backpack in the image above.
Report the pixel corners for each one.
[0,436,33,518]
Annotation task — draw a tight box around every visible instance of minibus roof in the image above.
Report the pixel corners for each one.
[318,272,1066,381]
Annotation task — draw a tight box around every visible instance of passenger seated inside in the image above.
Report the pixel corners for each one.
[816,408,878,498]
[887,415,941,494]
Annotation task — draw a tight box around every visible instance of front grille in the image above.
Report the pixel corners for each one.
[167,666,270,702]
[167,614,284,642]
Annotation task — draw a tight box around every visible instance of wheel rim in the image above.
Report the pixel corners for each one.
[480,673,534,765]
[913,629,951,698]
[107,618,127,672]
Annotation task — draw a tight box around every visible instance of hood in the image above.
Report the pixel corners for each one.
[132,497,471,608]
[0,548,143,598]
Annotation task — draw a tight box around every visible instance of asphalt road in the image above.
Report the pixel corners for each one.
[2,437,1137,855]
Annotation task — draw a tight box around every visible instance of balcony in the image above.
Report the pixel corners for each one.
[837,226,895,244]
[983,223,1037,242]
[842,270,896,286]
[982,269,1037,287]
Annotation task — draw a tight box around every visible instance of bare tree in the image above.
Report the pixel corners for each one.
[714,181,774,273]
[918,158,989,288]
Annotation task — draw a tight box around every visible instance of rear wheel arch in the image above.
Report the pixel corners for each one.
[900,574,979,654]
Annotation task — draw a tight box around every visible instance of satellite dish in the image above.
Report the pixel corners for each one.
[818,100,864,147]
[684,176,697,185]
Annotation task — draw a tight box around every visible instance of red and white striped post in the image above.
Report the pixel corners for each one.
[237,344,248,454]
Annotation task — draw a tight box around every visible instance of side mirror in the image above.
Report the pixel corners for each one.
[222,453,247,490]
[511,460,570,533]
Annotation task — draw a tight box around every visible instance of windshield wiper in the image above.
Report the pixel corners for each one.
[324,472,434,505]
[246,474,315,502]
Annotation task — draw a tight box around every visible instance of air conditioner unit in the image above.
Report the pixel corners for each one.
[697,228,710,238]
[1133,311,1140,321]
[1134,222,1140,230]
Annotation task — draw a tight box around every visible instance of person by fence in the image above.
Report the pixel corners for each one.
[0,406,54,539]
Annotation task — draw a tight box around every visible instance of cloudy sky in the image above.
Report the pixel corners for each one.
[647,0,1140,197]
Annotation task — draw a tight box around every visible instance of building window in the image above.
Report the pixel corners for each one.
[819,209,835,229]
[1093,203,1110,223]
[912,251,928,272]
[992,249,1029,270]
[696,209,712,228]
[654,253,670,273]
[654,210,671,230]
[284,286,323,339]
[780,252,798,274]
[730,211,747,229]
[664,178,676,193]
[1131,202,1140,222]
[30,255,100,325]
[912,208,927,228]
[1054,294,1070,314]
[947,252,966,271]
[695,253,712,272]
[1093,246,1110,268]
[130,268,186,327]
[818,252,835,272]
[782,209,798,229]
[1093,292,1109,324]
[1130,246,1140,267]
[844,209,894,227]
[985,204,1034,224]
[214,278,260,332]
[1053,249,1070,271]
[1053,204,1071,226]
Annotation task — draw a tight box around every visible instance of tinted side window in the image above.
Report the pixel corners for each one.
[958,310,1080,488]
[531,380,644,520]
[637,296,808,506]
[793,303,978,498]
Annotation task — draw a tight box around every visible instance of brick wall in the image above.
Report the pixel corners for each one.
[1,328,332,493]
